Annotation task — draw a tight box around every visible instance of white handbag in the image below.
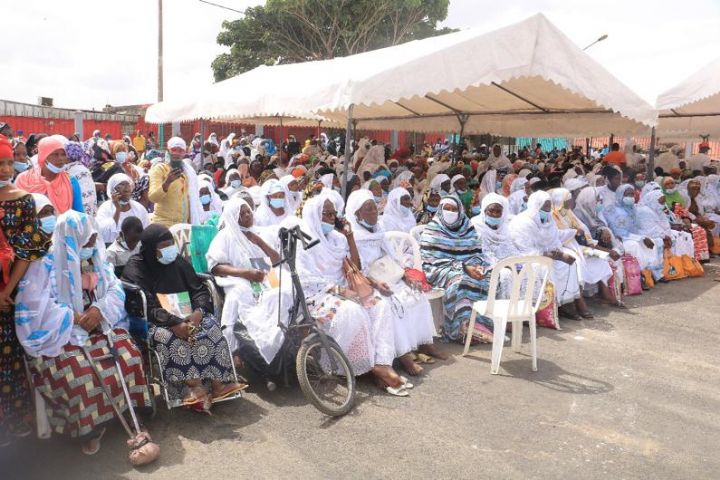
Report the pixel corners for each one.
[368,255,405,285]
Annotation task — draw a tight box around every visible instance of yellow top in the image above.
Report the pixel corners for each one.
[133,134,146,152]
[148,163,189,227]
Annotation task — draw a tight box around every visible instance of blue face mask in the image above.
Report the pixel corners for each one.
[496,181,502,190]
[157,244,178,265]
[230,179,242,189]
[14,161,29,173]
[115,152,128,163]
[40,215,56,234]
[400,205,413,215]
[622,196,635,207]
[635,180,645,188]
[521,201,528,212]
[485,215,502,227]
[358,218,375,231]
[0,179,11,189]
[200,194,212,205]
[426,205,438,213]
[538,210,550,223]
[471,206,481,216]
[321,222,334,235]
[374,195,383,204]
[46,161,66,174]
[269,198,286,209]
[79,247,95,260]
[595,203,603,213]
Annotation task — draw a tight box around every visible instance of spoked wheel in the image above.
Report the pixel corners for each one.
[296,336,356,417]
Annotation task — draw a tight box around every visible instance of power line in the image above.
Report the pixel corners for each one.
[198,0,244,14]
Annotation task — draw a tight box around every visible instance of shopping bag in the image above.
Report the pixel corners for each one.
[681,254,704,277]
[621,255,642,296]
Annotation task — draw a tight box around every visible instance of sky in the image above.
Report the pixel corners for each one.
[1,0,718,110]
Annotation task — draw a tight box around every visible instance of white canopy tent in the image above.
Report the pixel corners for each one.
[656,56,720,140]
[146,13,655,137]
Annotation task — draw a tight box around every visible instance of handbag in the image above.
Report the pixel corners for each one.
[535,281,559,330]
[621,255,642,296]
[662,252,686,281]
[404,268,432,292]
[681,255,704,277]
[368,255,405,285]
[342,258,374,306]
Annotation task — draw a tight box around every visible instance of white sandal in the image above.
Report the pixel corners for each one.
[384,385,409,397]
[400,376,414,390]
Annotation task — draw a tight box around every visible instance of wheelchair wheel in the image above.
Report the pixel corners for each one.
[296,336,356,417]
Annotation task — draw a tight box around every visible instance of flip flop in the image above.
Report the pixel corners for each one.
[384,385,409,397]
[414,353,436,364]
[212,383,248,402]
[399,376,414,390]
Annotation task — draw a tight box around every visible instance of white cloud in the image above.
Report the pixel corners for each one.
[0,0,718,109]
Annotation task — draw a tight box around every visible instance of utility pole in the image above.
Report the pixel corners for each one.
[158,0,165,147]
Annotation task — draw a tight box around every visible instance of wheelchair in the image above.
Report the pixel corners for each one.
[121,272,242,410]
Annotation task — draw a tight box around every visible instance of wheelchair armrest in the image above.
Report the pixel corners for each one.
[196,273,222,319]
[121,280,148,319]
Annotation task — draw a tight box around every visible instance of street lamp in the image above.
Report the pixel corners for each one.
[583,34,608,51]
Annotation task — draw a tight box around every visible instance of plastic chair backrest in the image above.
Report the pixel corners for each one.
[485,256,552,320]
[410,225,425,243]
[169,223,192,260]
[383,231,422,269]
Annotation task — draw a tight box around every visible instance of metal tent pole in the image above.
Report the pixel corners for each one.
[647,127,657,180]
[341,104,355,199]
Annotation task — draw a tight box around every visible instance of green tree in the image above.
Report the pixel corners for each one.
[212,0,454,82]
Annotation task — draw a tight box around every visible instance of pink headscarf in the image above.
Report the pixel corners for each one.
[15,136,74,213]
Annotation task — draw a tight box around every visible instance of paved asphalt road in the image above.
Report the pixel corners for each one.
[3,262,720,480]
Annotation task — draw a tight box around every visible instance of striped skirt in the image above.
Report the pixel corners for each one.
[28,329,151,439]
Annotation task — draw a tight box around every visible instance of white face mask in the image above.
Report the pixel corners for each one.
[443,210,459,224]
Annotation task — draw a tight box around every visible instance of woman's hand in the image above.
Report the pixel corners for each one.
[242,268,266,283]
[464,265,486,280]
[78,306,103,333]
[0,289,14,312]
[186,310,203,327]
[402,272,423,290]
[243,231,263,245]
[608,250,621,261]
[663,236,673,249]
[171,321,192,340]
[372,279,393,297]
[600,229,612,245]
[643,238,655,249]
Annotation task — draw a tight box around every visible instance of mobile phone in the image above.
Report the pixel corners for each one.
[334,217,345,230]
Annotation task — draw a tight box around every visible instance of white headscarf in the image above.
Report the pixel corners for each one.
[254,179,289,227]
[450,174,466,193]
[31,193,52,214]
[471,192,519,265]
[297,192,349,284]
[393,171,414,189]
[509,190,564,255]
[279,174,301,213]
[207,197,265,274]
[345,189,387,270]
[380,187,416,233]
[429,173,450,194]
[15,211,125,357]
[479,170,497,198]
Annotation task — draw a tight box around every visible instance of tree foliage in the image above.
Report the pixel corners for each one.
[212,0,454,82]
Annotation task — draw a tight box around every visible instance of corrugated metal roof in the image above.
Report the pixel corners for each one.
[0,99,139,122]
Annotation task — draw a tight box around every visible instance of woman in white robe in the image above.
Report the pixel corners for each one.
[197,179,222,225]
[637,189,695,258]
[346,190,445,376]
[297,192,411,395]
[604,184,665,280]
[509,191,590,319]
[95,173,150,244]
[550,188,616,304]
[380,187,417,233]
[206,198,282,354]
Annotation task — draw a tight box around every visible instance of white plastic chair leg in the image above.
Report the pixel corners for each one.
[529,315,538,372]
[490,317,506,375]
[511,320,522,352]
[462,307,478,356]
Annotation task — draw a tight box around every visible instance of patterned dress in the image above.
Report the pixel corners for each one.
[0,194,48,441]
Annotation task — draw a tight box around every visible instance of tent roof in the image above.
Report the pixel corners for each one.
[656,57,720,140]
[146,13,656,136]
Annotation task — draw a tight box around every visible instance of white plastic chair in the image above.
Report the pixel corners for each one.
[463,255,552,375]
[169,223,192,261]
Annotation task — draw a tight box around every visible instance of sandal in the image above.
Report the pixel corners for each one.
[384,384,409,397]
[211,383,248,402]
[399,376,414,390]
[182,386,209,406]
[578,310,595,319]
[414,353,436,364]
[81,427,106,456]
[9,421,33,439]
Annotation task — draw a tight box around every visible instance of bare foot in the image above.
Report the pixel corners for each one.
[372,365,403,389]
[418,343,449,360]
[399,353,424,376]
